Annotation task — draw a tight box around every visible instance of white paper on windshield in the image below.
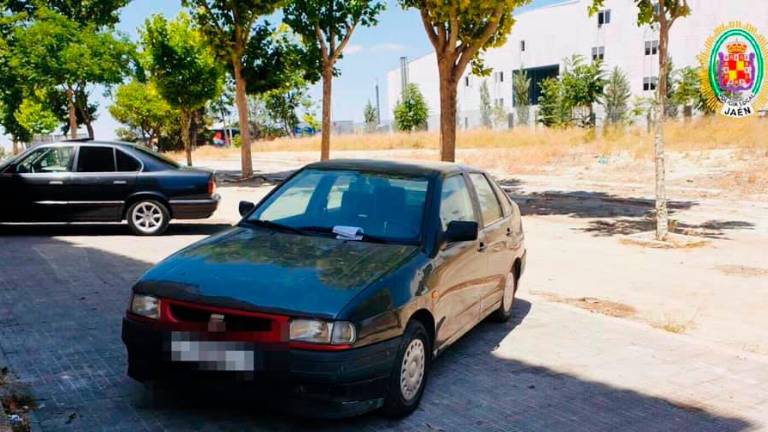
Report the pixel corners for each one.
[333,225,364,241]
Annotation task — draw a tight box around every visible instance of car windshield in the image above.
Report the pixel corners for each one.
[246,168,430,244]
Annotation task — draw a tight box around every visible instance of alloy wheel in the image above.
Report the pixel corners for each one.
[132,202,164,234]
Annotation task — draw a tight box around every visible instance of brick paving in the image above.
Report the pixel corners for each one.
[0,233,766,431]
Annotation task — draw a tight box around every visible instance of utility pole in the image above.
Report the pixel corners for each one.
[375,79,381,126]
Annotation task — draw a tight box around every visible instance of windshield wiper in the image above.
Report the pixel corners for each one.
[242,219,306,235]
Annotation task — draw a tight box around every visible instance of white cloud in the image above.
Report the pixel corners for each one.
[370,43,406,53]
[345,44,364,55]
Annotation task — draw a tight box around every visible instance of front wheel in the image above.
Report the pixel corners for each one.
[382,321,430,418]
[127,200,170,236]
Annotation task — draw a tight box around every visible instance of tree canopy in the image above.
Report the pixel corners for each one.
[142,12,224,165]
[109,80,178,145]
[394,83,428,132]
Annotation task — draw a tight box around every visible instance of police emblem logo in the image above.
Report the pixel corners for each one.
[699,23,768,118]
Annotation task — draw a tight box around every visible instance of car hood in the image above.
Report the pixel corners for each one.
[136,227,419,318]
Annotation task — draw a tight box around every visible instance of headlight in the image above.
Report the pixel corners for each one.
[289,319,356,345]
[130,294,159,319]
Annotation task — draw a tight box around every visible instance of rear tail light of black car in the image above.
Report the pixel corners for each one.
[208,176,217,196]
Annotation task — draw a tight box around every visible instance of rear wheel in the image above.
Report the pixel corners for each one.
[382,320,430,418]
[127,200,170,236]
[491,268,518,322]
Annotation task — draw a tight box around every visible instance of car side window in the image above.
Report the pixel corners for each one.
[16,147,74,174]
[77,146,116,172]
[490,179,513,216]
[116,149,141,172]
[469,173,503,226]
[439,175,476,230]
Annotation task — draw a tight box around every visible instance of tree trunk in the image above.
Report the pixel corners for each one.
[190,111,199,154]
[654,21,671,241]
[233,59,252,178]
[438,63,458,162]
[66,87,78,139]
[181,110,192,167]
[85,122,94,139]
[320,65,333,161]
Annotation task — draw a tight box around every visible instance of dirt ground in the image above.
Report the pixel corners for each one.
[188,148,768,357]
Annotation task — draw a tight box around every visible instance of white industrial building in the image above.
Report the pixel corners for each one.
[386,0,768,130]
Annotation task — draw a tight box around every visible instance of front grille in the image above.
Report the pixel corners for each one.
[168,302,272,332]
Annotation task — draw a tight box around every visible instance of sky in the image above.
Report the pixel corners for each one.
[0,0,563,148]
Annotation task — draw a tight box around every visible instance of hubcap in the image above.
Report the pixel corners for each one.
[132,202,163,233]
[503,273,517,312]
[400,338,425,401]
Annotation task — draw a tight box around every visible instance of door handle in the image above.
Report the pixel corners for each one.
[478,241,487,252]
[113,180,127,185]
[49,181,63,185]
[506,227,513,237]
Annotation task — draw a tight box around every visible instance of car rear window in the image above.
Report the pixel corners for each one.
[77,146,116,172]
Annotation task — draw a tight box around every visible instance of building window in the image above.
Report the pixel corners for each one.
[494,71,504,83]
[592,46,605,61]
[495,98,504,107]
[643,77,658,91]
[645,40,659,56]
[597,9,611,26]
[465,76,470,87]
[520,40,526,52]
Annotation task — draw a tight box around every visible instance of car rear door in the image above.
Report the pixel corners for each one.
[468,173,514,316]
[430,174,486,349]
[68,145,138,221]
[10,145,76,221]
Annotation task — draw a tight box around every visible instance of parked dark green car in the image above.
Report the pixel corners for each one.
[122,159,526,418]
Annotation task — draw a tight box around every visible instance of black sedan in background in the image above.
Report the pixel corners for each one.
[0,140,219,235]
[123,159,526,417]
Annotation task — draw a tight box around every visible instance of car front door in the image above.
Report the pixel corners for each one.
[468,173,515,316]
[68,145,139,221]
[430,174,486,350]
[10,146,76,221]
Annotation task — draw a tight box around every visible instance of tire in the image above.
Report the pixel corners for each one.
[382,320,431,418]
[490,268,519,322]
[127,199,170,236]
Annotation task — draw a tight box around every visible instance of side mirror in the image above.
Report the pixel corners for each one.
[443,221,479,243]
[238,201,255,217]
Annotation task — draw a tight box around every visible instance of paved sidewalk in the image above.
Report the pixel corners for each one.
[0,234,766,431]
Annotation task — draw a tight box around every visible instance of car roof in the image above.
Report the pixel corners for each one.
[305,159,475,177]
[42,140,136,149]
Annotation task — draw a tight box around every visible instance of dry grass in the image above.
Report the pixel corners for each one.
[651,314,697,334]
[176,116,768,157]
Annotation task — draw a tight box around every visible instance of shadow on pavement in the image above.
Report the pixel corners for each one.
[0,237,753,431]
[0,223,232,237]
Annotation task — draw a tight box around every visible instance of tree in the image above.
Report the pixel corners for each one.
[512,69,530,126]
[394,83,429,132]
[602,66,631,125]
[284,0,385,161]
[538,77,571,128]
[561,55,605,127]
[672,66,700,119]
[184,0,286,178]
[479,80,492,128]
[492,103,508,129]
[399,0,531,161]
[14,96,59,137]
[0,11,32,152]
[109,81,178,145]
[363,100,378,133]
[11,8,134,139]
[142,13,223,166]
[591,0,691,240]
[261,83,311,137]
[6,0,130,28]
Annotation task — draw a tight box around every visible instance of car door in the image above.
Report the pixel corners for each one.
[429,174,486,350]
[468,173,513,316]
[68,145,139,221]
[9,145,76,221]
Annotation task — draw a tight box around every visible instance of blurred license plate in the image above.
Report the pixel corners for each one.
[170,334,256,372]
